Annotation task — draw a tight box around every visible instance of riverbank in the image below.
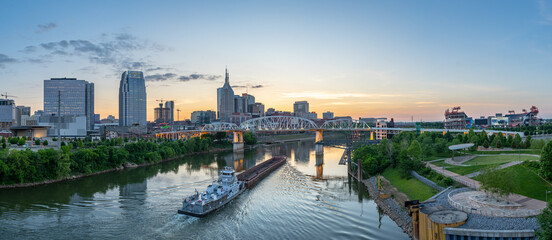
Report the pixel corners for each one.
[361,177,413,239]
[0,146,234,189]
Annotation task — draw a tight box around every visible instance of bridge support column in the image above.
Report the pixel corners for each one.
[315,129,324,155]
[233,131,244,153]
[315,153,324,179]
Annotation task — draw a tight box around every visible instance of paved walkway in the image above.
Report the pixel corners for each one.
[427,162,547,211]
[464,161,523,178]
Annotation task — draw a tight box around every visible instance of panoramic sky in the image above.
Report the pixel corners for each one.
[1,0,551,121]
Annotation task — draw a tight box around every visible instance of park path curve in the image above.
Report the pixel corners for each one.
[426,162,546,211]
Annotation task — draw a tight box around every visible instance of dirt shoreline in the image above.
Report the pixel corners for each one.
[0,147,234,189]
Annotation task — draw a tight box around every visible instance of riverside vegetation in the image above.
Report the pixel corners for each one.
[0,132,257,185]
[353,129,545,200]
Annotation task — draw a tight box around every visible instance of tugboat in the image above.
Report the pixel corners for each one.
[178,166,245,217]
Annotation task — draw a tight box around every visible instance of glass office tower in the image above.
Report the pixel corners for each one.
[43,78,94,131]
[119,71,147,126]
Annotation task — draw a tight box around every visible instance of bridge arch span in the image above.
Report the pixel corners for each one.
[239,116,318,131]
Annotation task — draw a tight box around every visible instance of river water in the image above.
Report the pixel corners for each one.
[0,140,409,240]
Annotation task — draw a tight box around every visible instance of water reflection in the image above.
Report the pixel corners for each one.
[315,152,324,179]
[0,140,409,240]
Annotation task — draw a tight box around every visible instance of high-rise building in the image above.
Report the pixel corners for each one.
[44,78,94,130]
[154,103,171,123]
[293,101,309,115]
[119,71,147,126]
[165,101,174,123]
[217,68,234,121]
[0,99,16,130]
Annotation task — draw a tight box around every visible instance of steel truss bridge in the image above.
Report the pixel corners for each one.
[156,116,522,139]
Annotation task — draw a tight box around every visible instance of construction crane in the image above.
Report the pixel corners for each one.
[1,92,16,99]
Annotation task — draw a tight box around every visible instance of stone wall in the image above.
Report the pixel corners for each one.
[362,177,413,238]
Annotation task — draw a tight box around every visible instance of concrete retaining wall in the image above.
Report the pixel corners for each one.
[410,171,445,191]
[444,228,535,240]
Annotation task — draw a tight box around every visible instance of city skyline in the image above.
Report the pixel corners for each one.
[1,1,552,121]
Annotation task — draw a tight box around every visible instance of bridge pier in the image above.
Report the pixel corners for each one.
[233,131,244,153]
[315,129,324,155]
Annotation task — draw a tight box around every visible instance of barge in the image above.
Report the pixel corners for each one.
[237,156,286,189]
[178,156,286,217]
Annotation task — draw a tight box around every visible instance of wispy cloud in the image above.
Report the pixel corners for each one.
[144,72,221,82]
[36,22,58,33]
[232,84,264,89]
[178,74,220,82]
[145,73,177,81]
[25,33,161,71]
[0,54,17,68]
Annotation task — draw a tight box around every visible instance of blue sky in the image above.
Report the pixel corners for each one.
[1,0,551,121]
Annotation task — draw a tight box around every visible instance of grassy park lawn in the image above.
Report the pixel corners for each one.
[431,155,539,176]
[474,165,552,201]
[464,155,539,165]
[462,149,542,155]
[381,168,438,201]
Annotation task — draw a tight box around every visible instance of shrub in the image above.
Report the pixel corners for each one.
[443,177,454,186]
[17,138,26,146]
[34,139,41,146]
[43,140,48,146]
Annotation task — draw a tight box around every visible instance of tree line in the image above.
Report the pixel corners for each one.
[0,137,214,185]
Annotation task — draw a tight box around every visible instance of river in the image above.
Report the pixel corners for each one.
[0,140,409,240]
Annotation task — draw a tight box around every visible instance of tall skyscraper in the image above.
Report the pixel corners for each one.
[119,71,147,126]
[44,78,94,130]
[217,68,234,121]
[165,101,174,123]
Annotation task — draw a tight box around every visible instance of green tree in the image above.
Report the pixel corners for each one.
[34,139,41,146]
[243,132,257,145]
[483,140,490,148]
[479,167,517,199]
[42,140,48,146]
[512,134,522,148]
[540,141,552,181]
[524,135,532,149]
[407,140,422,161]
[537,202,552,239]
[2,142,6,149]
[9,137,18,144]
[17,138,26,146]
